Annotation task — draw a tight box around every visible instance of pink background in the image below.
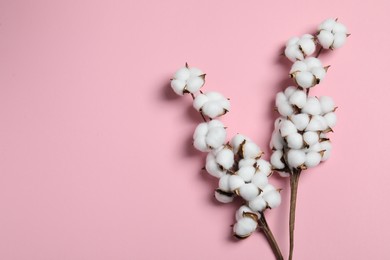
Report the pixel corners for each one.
[1,0,389,259]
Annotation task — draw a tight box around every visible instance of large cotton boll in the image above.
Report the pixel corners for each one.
[287,149,306,168]
[202,102,224,119]
[239,183,260,201]
[251,172,268,189]
[249,195,267,212]
[299,36,316,56]
[290,113,310,131]
[174,67,191,81]
[242,141,262,159]
[302,97,322,115]
[285,45,303,62]
[290,61,307,74]
[296,71,315,88]
[317,30,334,49]
[233,217,258,238]
[280,120,297,137]
[186,76,204,93]
[237,166,256,182]
[263,190,281,208]
[286,132,304,149]
[229,175,245,191]
[289,90,307,108]
[170,79,186,95]
[206,127,226,149]
[305,152,322,168]
[256,159,272,175]
[216,148,235,170]
[303,131,319,146]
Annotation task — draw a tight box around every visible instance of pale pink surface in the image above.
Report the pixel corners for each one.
[0,0,389,259]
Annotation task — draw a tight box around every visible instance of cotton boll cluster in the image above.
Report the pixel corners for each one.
[284,34,316,62]
[271,87,336,173]
[193,91,231,119]
[290,57,327,88]
[317,18,349,50]
[171,64,205,95]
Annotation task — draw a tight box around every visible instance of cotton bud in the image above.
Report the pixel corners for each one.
[287,149,306,168]
[171,65,205,95]
[193,120,226,152]
[205,152,226,178]
[262,188,281,209]
[215,189,234,203]
[303,131,319,146]
[239,183,260,201]
[280,119,297,137]
[286,132,304,149]
[302,97,322,115]
[237,166,256,182]
[235,205,260,221]
[289,89,307,108]
[317,18,348,49]
[256,159,272,175]
[324,112,337,128]
[215,146,235,170]
[284,34,316,62]
[306,115,328,131]
[249,195,267,212]
[290,57,326,88]
[270,150,285,170]
[251,172,268,189]
[229,175,245,191]
[193,91,231,119]
[304,151,322,168]
[233,216,258,238]
[290,113,310,131]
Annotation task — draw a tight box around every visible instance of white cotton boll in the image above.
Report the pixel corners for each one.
[249,195,267,212]
[202,102,224,118]
[304,152,322,168]
[193,122,208,139]
[303,131,319,146]
[215,190,234,203]
[321,141,332,161]
[317,30,334,49]
[170,79,186,95]
[290,113,310,131]
[276,92,288,107]
[263,190,281,209]
[284,86,298,98]
[242,141,262,159]
[324,112,337,128]
[186,76,204,93]
[270,131,285,150]
[219,174,231,192]
[289,90,307,108]
[312,67,326,82]
[306,115,328,131]
[270,150,285,170]
[277,103,294,117]
[208,119,225,129]
[237,166,256,182]
[286,132,304,149]
[332,23,348,34]
[280,120,297,137]
[319,96,335,113]
[287,149,306,168]
[235,205,254,220]
[285,45,303,62]
[332,33,347,49]
[319,18,337,31]
[231,134,247,153]
[251,172,268,189]
[193,93,209,111]
[262,184,276,194]
[189,67,203,76]
[295,71,315,88]
[290,61,307,74]
[302,97,322,115]
[287,36,299,46]
[256,159,272,175]
[174,67,191,81]
[239,158,256,168]
[216,148,235,170]
[193,136,208,152]
[206,127,226,149]
[299,36,316,55]
[239,183,260,201]
[305,57,323,70]
[229,175,245,191]
[205,155,225,178]
[233,217,258,238]
[308,142,322,152]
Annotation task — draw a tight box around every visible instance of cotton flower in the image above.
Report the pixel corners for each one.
[317,18,348,49]
[171,64,205,95]
[290,57,327,88]
[193,120,226,152]
[284,34,316,62]
[193,91,231,119]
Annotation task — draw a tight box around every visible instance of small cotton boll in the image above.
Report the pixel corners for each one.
[299,37,316,56]
[256,159,272,175]
[302,97,322,115]
[287,149,306,168]
[215,190,234,203]
[317,30,334,49]
[303,131,319,146]
[231,134,247,153]
[306,115,328,131]
[205,156,225,178]
[208,119,225,129]
[275,92,288,107]
[324,112,337,128]
[308,142,322,152]
[216,148,235,170]
[286,36,299,46]
[305,57,323,70]
[290,61,307,74]
[285,45,303,62]
[332,22,348,34]
[280,120,297,137]
[174,67,191,81]
[229,175,245,191]
[304,152,322,168]
[249,195,267,212]
[239,158,256,168]
[284,86,298,98]
[263,190,281,209]
[319,96,335,113]
[277,103,294,117]
[295,71,315,88]
[251,172,268,189]
[270,150,285,170]
[312,67,326,82]
[242,142,262,159]
[290,113,310,131]
[270,131,285,150]
[235,205,259,221]
[262,184,276,194]
[321,141,332,161]
[219,174,231,192]
[286,132,304,149]
[319,18,337,31]
[193,136,208,152]
[332,33,347,48]
[186,76,204,93]
[193,93,209,111]
[237,166,256,182]
[189,67,203,76]
[239,183,260,201]
[289,90,307,108]
[206,127,226,149]
[193,122,208,139]
[233,217,258,238]
[170,79,186,95]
